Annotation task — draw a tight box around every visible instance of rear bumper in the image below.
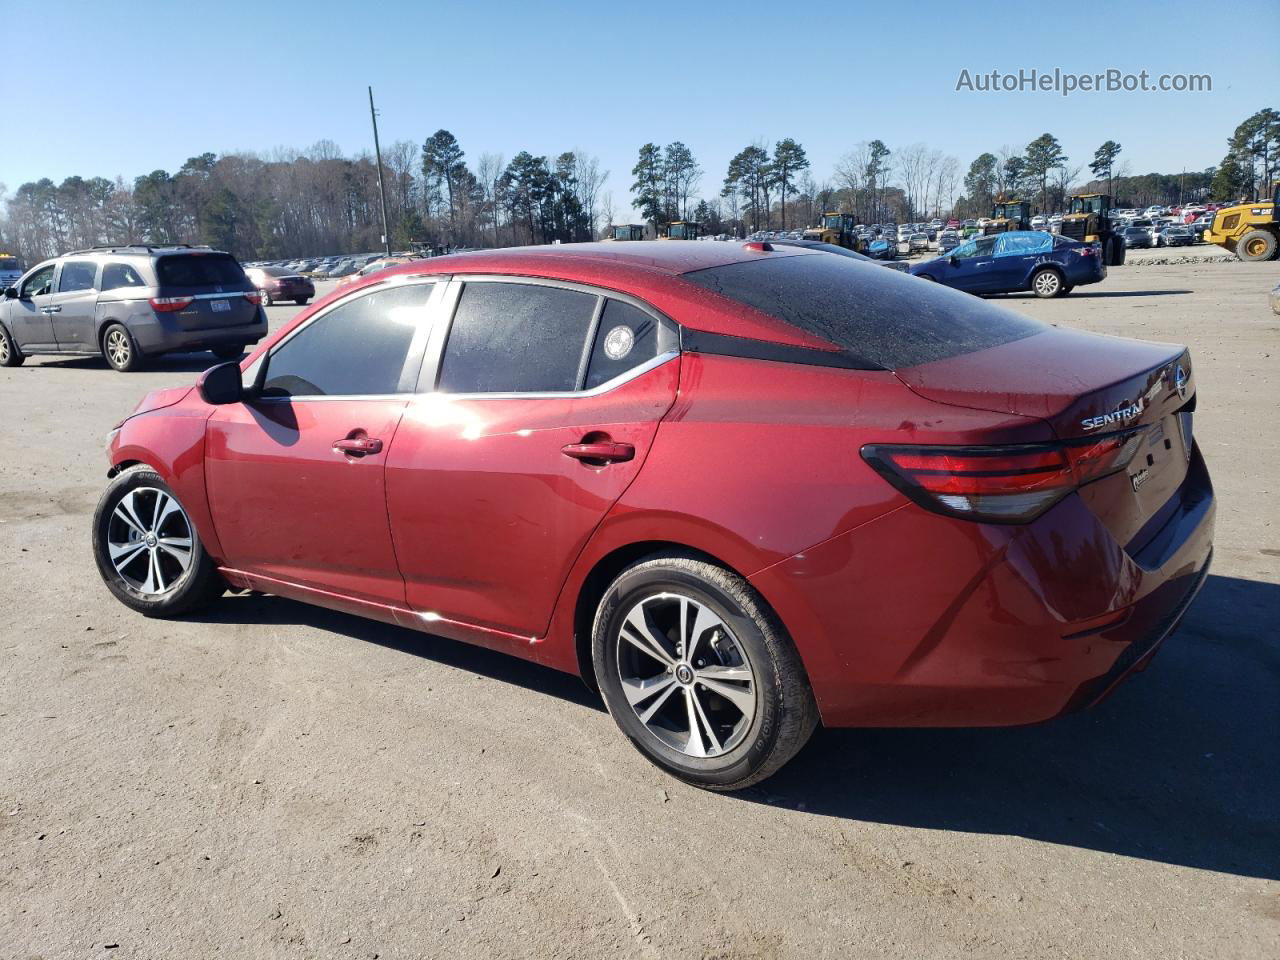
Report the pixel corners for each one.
[130,315,268,354]
[750,448,1216,728]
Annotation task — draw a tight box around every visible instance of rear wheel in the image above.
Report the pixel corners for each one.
[1031,267,1064,298]
[211,344,245,361]
[92,465,224,617]
[102,323,143,372]
[592,555,818,791]
[0,324,24,367]
[1111,235,1126,265]
[259,287,273,306]
[294,297,309,306]
[1237,229,1278,262]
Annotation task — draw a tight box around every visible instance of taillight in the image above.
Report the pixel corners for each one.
[244,291,263,305]
[149,296,194,312]
[861,431,1144,523]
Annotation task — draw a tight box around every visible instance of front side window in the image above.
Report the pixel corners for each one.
[102,262,147,291]
[261,283,433,398]
[437,282,598,393]
[57,261,98,293]
[21,264,56,298]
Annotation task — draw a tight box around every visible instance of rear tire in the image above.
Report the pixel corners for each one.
[294,298,309,305]
[0,324,24,367]
[211,344,245,361]
[1237,229,1278,262]
[1031,267,1064,298]
[259,288,273,306]
[592,555,819,791]
[92,465,224,617]
[102,323,143,372]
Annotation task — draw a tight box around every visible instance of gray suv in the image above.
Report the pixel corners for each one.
[0,244,267,371]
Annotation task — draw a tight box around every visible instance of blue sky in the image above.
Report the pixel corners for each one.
[4,0,1277,211]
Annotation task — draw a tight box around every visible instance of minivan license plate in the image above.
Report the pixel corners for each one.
[210,299,230,313]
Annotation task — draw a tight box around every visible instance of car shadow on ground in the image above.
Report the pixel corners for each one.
[739,573,1280,882]
[34,351,230,373]
[188,591,604,712]
[992,289,1194,299]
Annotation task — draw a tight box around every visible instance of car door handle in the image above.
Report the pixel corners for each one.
[42,305,61,313]
[562,441,635,464]
[333,436,383,456]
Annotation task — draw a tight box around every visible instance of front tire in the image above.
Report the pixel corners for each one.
[1031,267,1064,298]
[92,466,223,617]
[259,288,273,306]
[0,324,24,367]
[592,555,818,791]
[102,323,143,372]
[1237,229,1278,262]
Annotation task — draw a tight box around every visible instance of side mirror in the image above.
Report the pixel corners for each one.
[2,287,16,299]
[197,361,244,405]
[948,256,958,266]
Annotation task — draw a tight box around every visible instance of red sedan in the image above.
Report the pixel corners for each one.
[92,242,1214,790]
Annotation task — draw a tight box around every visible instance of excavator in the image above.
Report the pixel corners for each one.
[1060,193,1126,266]
[802,212,866,252]
[1204,181,1280,261]
[981,199,1031,235]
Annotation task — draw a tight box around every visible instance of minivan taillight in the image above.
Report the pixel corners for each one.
[244,291,263,305]
[861,431,1144,523]
[149,296,194,312]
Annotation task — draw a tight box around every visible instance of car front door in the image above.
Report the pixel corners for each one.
[47,259,100,351]
[204,279,441,609]
[7,263,58,350]
[384,278,680,645]
[940,236,997,292]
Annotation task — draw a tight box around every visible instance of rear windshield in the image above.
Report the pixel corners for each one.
[156,253,246,287]
[681,252,1046,369]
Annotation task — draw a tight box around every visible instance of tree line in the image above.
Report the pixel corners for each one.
[0,107,1273,263]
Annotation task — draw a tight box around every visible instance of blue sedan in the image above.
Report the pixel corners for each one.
[910,230,1105,297]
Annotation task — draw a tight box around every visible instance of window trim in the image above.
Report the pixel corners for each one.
[418,274,679,398]
[250,274,445,403]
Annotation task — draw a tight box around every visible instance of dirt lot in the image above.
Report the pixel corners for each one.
[1,262,1277,960]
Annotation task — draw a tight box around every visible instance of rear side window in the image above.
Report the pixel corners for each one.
[681,252,1045,369]
[261,283,433,398]
[156,253,246,288]
[57,261,98,292]
[584,299,675,389]
[438,282,598,393]
[101,262,147,291]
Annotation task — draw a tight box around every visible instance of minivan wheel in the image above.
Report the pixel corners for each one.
[592,556,818,791]
[1031,267,1064,298]
[211,344,245,361]
[0,325,24,367]
[102,323,143,372]
[92,465,223,617]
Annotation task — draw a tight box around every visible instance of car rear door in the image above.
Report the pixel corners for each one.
[204,279,441,608]
[47,259,100,351]
[384,278,680,642]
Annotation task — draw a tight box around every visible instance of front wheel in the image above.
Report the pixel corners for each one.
[1031,267,1064,298]
[1237,229,1278,262]
[592,556,818,791]
[92,465,223,617]
[0,324,24,367]
[259,288,273,306]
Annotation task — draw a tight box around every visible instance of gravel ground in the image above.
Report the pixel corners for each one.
[1,264,1277,959]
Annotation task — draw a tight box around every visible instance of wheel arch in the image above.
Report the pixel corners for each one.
[569,540,750,692]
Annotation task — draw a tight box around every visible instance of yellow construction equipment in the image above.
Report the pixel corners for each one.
[665,221,701,240]
[802,212,865,252]
[982,200,1031,235]
[1060,193,1125,265]
[609,225,648,241]
[1204,182,1280,261]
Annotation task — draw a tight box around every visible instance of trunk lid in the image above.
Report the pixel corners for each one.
[895,327,1197,548]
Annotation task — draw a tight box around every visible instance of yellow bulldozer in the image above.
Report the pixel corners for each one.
[1060,193,1125,266]
[802,212,866,252]
[1204,182,1280,261]
[982,200,1031,235]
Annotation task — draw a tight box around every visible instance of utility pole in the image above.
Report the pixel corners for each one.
[368,86,392,257]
